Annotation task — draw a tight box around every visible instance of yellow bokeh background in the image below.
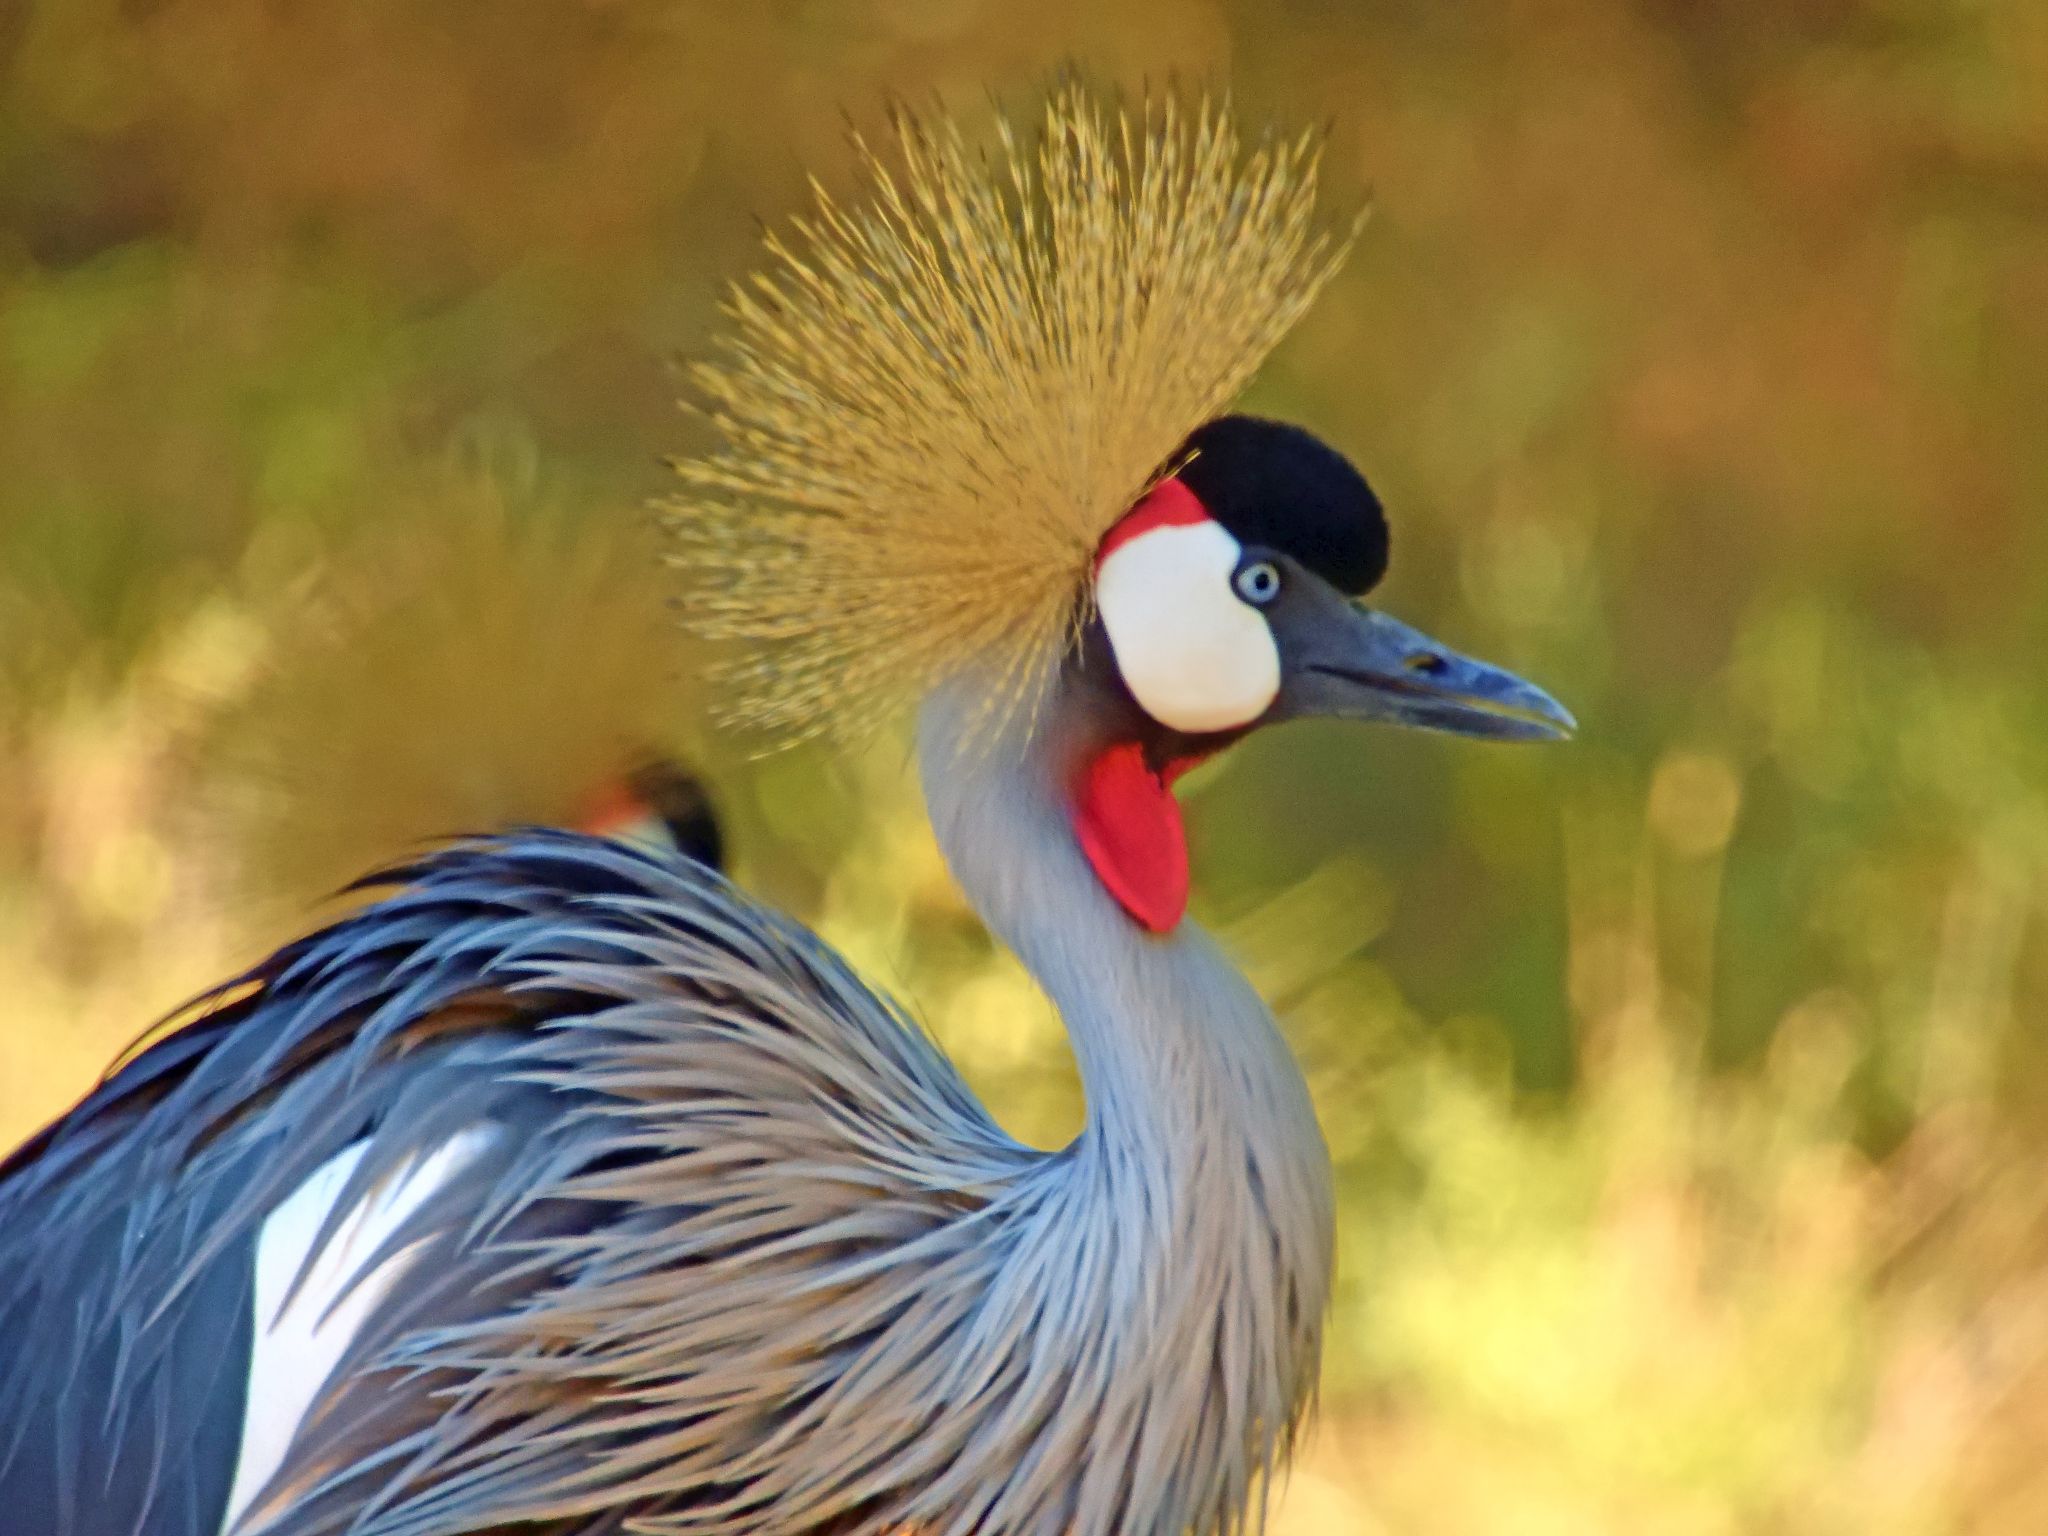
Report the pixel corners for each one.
[4,1,2048,1530]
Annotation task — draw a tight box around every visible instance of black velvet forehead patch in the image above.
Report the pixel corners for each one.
[1173,415,1390,594]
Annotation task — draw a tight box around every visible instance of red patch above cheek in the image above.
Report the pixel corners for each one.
[1094,477,1210,568]
[1070,743,1216,934]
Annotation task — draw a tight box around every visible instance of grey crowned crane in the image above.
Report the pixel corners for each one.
[0,87,1572,1536]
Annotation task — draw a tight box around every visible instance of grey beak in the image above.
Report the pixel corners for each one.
[1279,603,1576,743]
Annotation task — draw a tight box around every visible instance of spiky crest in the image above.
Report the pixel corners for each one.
[666,82,1356,741]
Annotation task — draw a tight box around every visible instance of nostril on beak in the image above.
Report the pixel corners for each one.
[1404,651,1450,678]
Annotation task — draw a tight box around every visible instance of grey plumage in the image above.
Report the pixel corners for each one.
[0,673,1334,1536]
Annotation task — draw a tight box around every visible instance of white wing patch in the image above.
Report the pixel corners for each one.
[1096,520,1281,733]
[221,1125,497,1534]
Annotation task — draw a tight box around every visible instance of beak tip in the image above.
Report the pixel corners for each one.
[1487,677,1576,743]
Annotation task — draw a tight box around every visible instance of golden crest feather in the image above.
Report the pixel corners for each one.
[666,82,1356,740]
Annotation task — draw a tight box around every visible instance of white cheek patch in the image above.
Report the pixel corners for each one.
[1096,520,1280,733]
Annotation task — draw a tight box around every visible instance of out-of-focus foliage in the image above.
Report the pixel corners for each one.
[199,476,706,929]
[3,0,2046,1530]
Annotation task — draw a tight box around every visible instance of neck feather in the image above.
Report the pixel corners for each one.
[915,677,1337,1533]
[914,674,1334,1283]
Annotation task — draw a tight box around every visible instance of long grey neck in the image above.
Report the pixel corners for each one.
[915,676,1335,1534]
[915,678,1332,1206]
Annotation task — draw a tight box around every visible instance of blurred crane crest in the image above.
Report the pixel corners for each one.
[0,81,1570,1536]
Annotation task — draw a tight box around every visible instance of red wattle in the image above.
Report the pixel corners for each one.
[1072,741,1190,934]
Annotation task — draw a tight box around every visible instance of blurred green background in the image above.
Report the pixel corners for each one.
[4,0,2047,1530]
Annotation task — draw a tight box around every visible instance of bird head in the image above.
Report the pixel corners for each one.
[668,85,1570,932]
[1089,413,1572,748]
[1067,413,1571,931]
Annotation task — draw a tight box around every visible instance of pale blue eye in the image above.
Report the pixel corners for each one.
[1234,561,1281,606]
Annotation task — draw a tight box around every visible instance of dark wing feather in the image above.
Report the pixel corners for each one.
[0,831,1012,1536]
[0,835,661,1533]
